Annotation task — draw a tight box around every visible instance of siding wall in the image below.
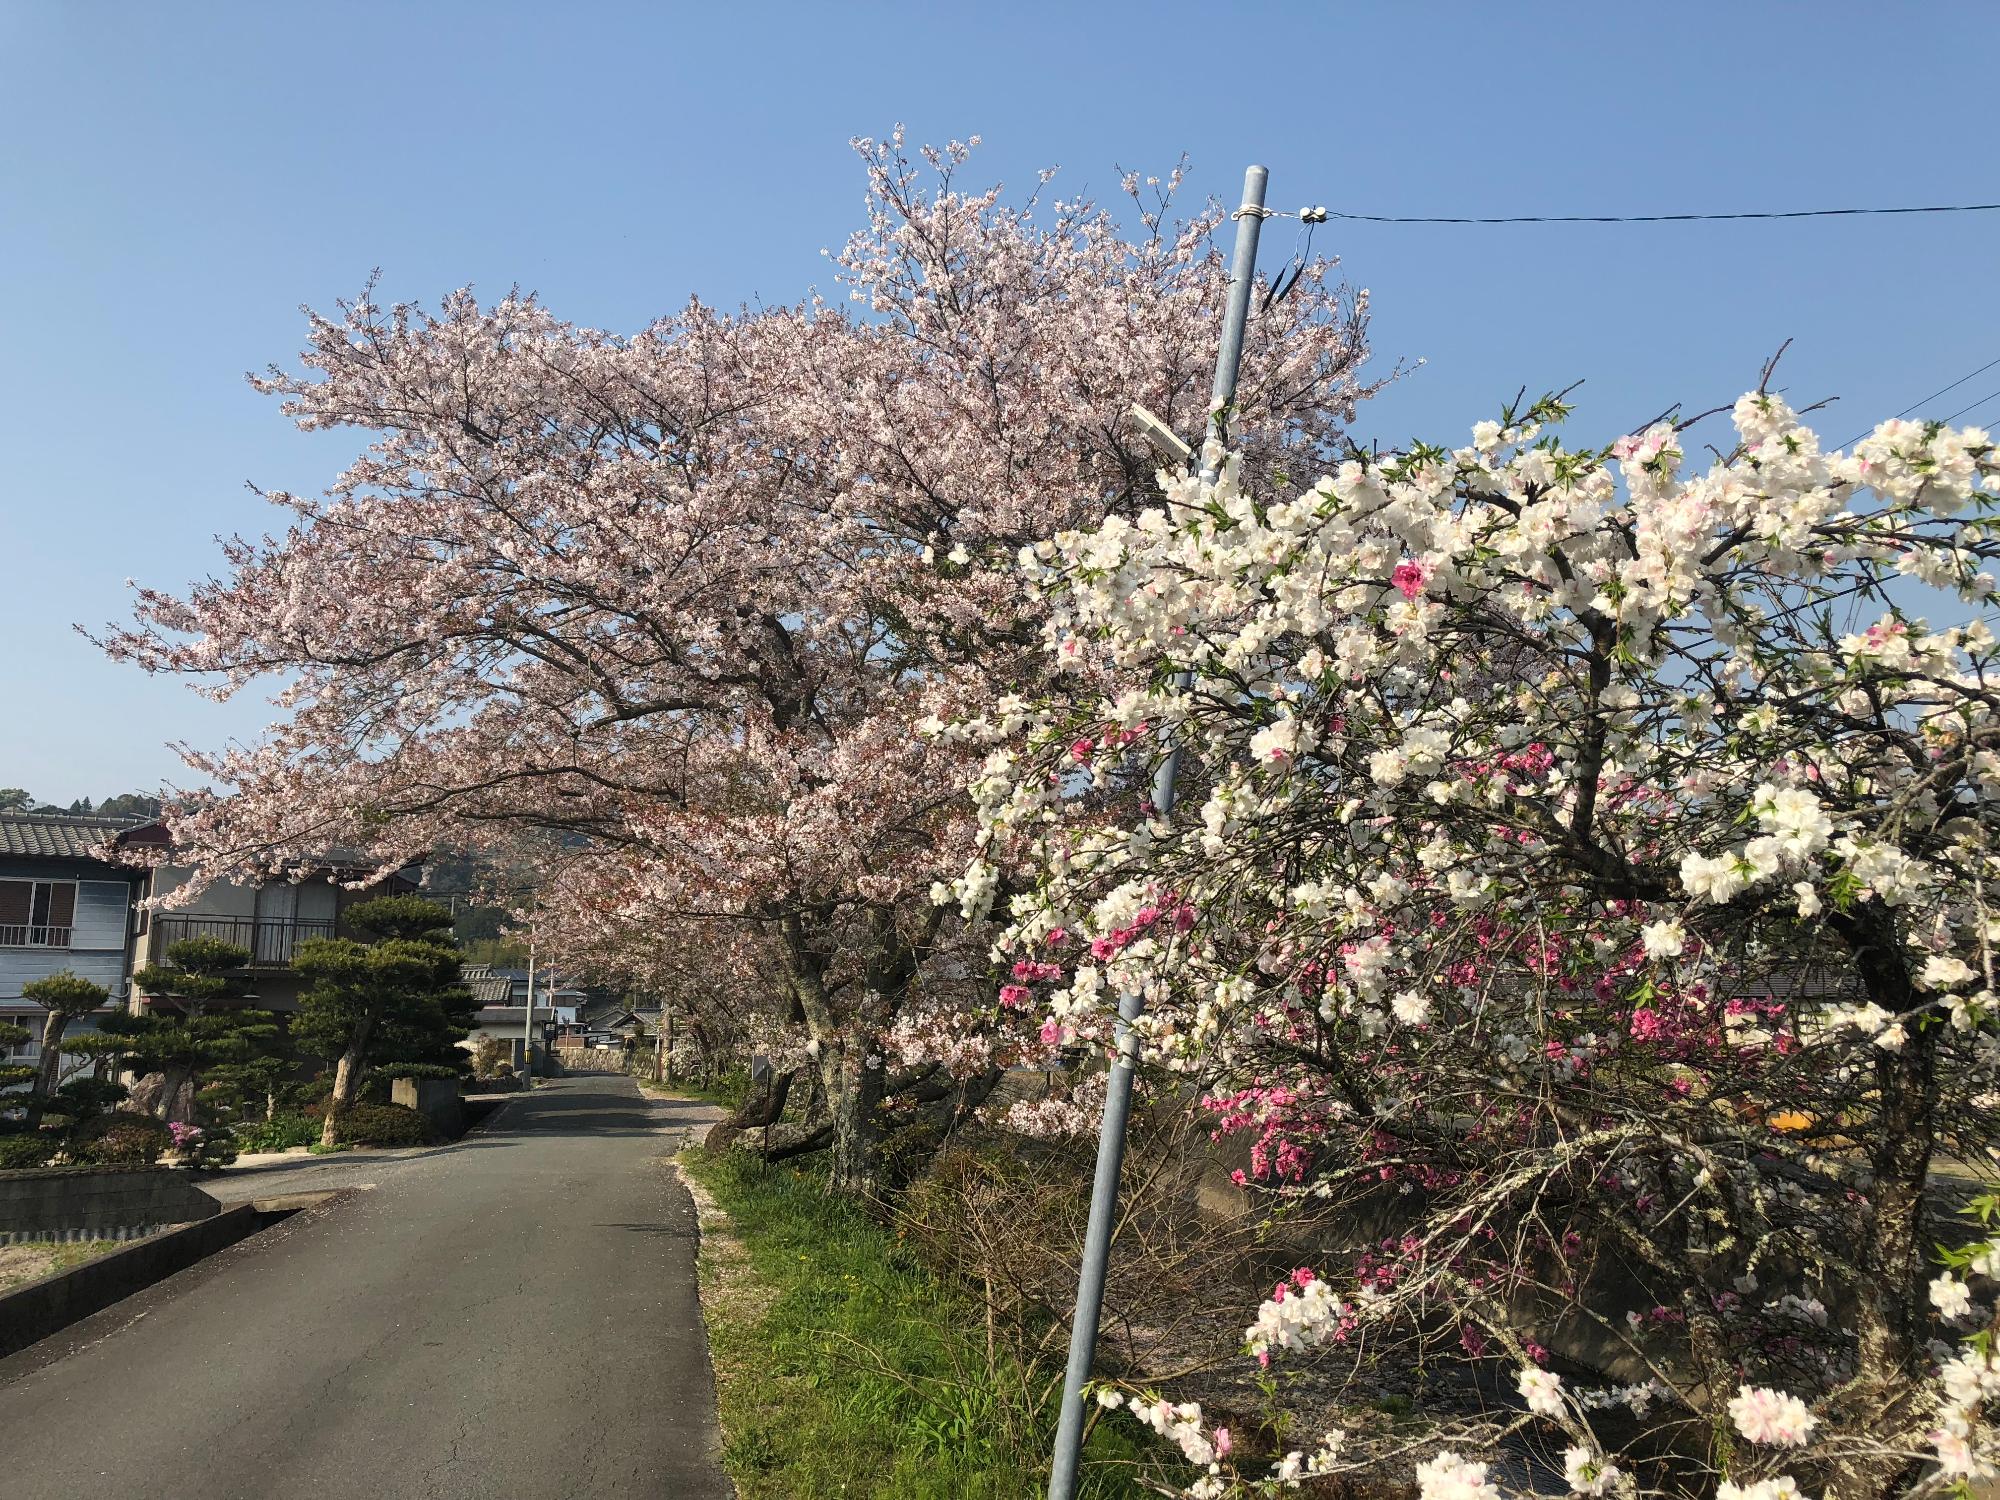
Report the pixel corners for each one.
[0,858,134,1004]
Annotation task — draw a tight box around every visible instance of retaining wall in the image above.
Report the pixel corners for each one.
[0,1203,270,1358]
[0,1164,222,1244]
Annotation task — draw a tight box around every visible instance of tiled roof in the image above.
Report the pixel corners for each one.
[0,812,147,862]
[460,964,517,1007]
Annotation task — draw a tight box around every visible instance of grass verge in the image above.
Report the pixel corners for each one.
[639,1069,754,1112]
[679,1147,1145,1499]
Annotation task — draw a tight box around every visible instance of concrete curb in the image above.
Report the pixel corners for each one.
[0,1203,279,1359]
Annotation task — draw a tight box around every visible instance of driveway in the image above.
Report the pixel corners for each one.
[0,1076,730,1499]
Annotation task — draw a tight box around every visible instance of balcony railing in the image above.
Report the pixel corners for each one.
[150,915,337,968]
[0,924,70,949]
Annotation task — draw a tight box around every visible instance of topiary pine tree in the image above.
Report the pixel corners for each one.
[292,895,470,1147]
[0,1020,36,1096]
[18,971,110,1129]
[112,935,282,1122]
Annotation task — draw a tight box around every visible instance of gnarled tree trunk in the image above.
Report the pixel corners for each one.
[24,1011,71,1130]
[320,1022,374,1149]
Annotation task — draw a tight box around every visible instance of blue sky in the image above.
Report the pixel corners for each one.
[2,0,1995,806]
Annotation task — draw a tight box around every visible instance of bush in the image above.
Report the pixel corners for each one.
[167,1120,238,1170]
[471,1036,511,1078]
[329,1102,434,1148]
[376,1062,464,1081]
[51,1078,129,1123]
[67,1112,173,1166]
[234,1112,320,1153]
[0,1133,58,1169]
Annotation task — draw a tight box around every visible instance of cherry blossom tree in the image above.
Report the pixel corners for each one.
[100,132,1376,1190]
[955,387,2000,1498]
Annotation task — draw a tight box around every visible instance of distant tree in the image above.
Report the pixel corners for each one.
[96,793,163,819]
[292,896,469,1146]
[18,971,109,1129]
[0,788,34,812]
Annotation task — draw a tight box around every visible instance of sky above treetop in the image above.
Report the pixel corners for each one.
[2,0,1993,803]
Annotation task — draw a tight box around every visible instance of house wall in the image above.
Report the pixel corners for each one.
[0,858,136,1092]
[146,865,256,918]
[0,858,136,1005]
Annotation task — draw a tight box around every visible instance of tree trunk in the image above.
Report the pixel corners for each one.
[24,1011,70,1129]
[155,1066,197,1123]
[321,1025,373,1149]
[730,1067,796,1130]
[1819,910,1938,1500]
[819,1042,886,1196]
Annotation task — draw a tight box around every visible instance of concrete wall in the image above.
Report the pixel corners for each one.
[0,1164,222,1243]
[0,1203,268,1358]
[391,1077,463,1138]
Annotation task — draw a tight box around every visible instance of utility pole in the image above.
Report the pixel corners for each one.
[1045,163,1270,1500]
[523,934,536,1085]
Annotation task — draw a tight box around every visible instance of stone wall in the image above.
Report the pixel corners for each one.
[0,1164,222,1244]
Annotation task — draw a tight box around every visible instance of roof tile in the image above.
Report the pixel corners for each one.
[0,812,147,863]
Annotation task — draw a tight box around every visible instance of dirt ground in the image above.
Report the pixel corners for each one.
[0,1239,121,1291]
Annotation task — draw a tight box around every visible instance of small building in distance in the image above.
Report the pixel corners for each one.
[459,964,581,1071]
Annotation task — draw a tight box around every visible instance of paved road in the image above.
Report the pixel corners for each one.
[0,1076,731,1500]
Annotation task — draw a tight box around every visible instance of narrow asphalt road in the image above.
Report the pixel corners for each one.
[0,1075,731,1500]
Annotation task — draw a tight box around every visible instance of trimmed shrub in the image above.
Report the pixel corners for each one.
[234,1112,320,1153]
[168,1120,238,1170]
[329,1102,433,1148]
[50,1078,129,1123]
[68,1112,173,1166]
[0,1133,58,1169]
[377,1062,464,1081]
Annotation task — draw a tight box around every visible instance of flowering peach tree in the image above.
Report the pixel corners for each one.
[952,391,2000,1498]
[101,132,1375,1189]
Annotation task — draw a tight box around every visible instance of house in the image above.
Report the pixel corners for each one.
[459,963,581,1070]
[0,812,148,1091]
[114,821,422,1013]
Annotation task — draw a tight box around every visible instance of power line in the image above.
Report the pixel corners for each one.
[1940,386,2000,426]
[1836,354,2000,447]
[1317,201,2000,226]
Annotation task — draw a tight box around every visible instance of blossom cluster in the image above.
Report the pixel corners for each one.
[961,389,2000,1495]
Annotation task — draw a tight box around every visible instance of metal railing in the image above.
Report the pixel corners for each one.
[0,924,70,949]
[150,914,337,967]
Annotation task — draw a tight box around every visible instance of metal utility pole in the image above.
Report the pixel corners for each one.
[523,935,536,1084]
[1045,164,1269,1500]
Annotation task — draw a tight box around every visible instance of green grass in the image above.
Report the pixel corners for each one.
[0,1238,123,1290]
[681,1148,1145,1499]
[641,1068,754,1112]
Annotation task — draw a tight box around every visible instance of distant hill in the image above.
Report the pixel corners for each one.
[0,788,163,819]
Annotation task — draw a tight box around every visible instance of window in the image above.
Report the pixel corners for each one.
[0,879,76,947]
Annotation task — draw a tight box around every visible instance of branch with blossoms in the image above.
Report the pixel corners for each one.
[101,129,1380,1193]
[948,386,2000,1499]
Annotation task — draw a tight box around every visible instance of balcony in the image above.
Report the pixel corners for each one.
[0,924,70,949]
[149,915,337,968]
